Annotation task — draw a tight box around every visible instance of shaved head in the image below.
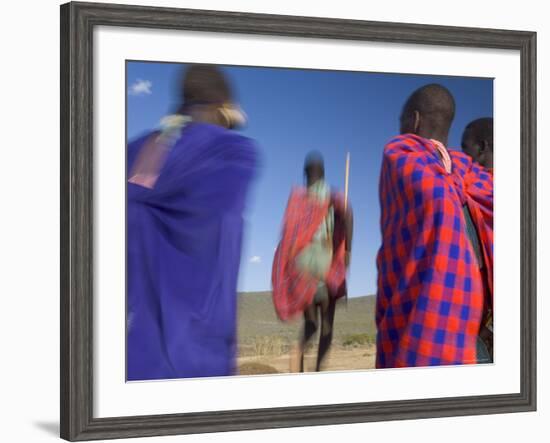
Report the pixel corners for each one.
[400,84,456,145]
[304,151,325,185]
[461,117,493,168]
[176,64,245,129]
[181,64,233,107]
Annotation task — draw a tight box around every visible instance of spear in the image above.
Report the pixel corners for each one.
[344,151,351,306]
[344,152,350,211]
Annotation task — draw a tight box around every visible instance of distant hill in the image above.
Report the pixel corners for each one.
[237,291,376,354]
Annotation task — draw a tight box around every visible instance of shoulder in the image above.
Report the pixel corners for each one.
[181,123,259,169]
[289,186,307,199]
[199,124,257,156]
[127,131,160,165]
[450,150,492,182]
[330,190,347,212]
[128,131,158,149]
[284,187,309,214]
[469,161,493,188]
[190,123,254,147]
[448,149,470,175]
[384,134,426,154]
[382,134,434,173]
[450,149,472,166]
[382,134,433,168]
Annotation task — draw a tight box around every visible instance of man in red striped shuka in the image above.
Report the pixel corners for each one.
[376,84,493,368]
[272,152,353,372]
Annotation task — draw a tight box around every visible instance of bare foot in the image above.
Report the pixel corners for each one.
[289,344,302,373]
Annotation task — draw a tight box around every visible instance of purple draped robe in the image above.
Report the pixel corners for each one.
[127,122,257,381]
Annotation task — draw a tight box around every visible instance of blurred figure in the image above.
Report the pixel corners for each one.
[462,117,493,170]
[272,152,353,372]
[127,65,257,380]
[375,84,493,368]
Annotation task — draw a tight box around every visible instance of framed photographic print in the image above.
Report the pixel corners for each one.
[60,1,537,441]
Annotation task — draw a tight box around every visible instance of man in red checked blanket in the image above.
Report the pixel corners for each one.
[272,152,353,372]
[376,84,493,368]
[461,117,494,361]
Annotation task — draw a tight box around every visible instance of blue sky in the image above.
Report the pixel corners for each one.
[127,61,493,297]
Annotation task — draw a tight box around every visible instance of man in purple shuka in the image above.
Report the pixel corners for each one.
[127,65,257,381]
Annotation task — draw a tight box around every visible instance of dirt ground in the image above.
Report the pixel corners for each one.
[237,343,376,375]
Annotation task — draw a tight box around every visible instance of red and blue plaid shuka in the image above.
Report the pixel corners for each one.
[272,188,348,321]
[376,134,493,368]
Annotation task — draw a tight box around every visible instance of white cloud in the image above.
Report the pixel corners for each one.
[249,255,262,264]
[128,79,152,96]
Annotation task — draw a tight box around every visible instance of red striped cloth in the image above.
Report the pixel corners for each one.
[272,187,348,321]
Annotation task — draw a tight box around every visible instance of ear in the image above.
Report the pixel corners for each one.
[413,110,420,134]
[475,140,488,165]
[480,140,490,153]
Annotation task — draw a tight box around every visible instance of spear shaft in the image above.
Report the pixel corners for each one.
[344,152,350,211]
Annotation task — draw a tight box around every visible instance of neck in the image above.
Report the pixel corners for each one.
[186,105,227,128]
[414,121,450,146]
[307,177,323,187]
[418,130,448,146]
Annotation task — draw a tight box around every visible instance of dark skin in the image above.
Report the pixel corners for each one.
[180,64,236,128]
[399,84,455,147]
[400,109,450,147]
[461,128,493,169]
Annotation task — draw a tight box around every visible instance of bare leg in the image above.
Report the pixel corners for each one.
[290,304,318,373]
[316,296,336,371]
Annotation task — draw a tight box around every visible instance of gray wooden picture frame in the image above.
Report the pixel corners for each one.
[60,1,537,441]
